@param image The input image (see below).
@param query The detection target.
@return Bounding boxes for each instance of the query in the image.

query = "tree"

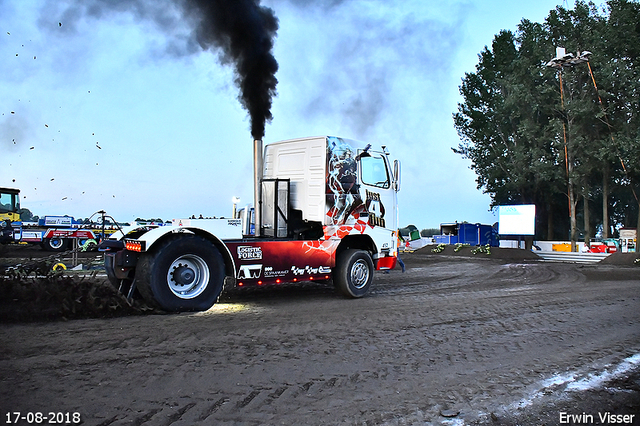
[420,228,440,237]
[18,208,36,222]
[454,0,640,243]
[605,0,640,231]
[545,1,610,249]
[453,24,563,240]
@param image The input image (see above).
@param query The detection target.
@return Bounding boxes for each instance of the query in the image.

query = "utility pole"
[546,47,592,252]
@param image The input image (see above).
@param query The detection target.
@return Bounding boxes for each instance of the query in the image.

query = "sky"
[1,0,574,229]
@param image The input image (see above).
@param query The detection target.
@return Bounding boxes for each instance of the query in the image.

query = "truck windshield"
[360,155,390,189]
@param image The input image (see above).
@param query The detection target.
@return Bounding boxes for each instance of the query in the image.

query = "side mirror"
[393,160,401,192]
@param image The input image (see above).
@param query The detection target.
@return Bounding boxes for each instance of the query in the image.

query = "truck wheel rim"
[350,259,370,289]
[167,254,210,299]
[49,238,64,249]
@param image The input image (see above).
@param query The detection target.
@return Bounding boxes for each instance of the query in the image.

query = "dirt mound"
[1,244,636,323]
[407,245,640,266]
[405,245,541,261]
[0,274,150,322]
[599,251,640,266]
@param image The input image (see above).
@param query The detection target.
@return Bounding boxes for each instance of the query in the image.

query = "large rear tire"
[334,249,374,298]
[136,235,224,312]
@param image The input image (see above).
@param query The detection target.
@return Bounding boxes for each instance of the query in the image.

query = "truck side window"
[360,155,390,188]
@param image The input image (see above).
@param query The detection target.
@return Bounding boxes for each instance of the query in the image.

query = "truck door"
[359,153,397,232]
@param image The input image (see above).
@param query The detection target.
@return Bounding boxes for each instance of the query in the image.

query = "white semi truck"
[102,136,401,311]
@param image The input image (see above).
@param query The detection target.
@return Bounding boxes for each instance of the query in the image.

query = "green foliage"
[454,243,470,252]
[454,0,640,238]
[471,244,492,255]
[135,217,165,224]
[431,243,446,253]
[420,228,440,237]
[18,208,35,222]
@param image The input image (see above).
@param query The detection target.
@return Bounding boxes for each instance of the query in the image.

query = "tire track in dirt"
[1,258,638,425]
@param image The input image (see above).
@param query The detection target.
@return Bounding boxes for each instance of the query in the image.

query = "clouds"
[37,0,279,140]
[38,0,186,42]
[270,1,470,139]
[263,1,492,226]
[1,0,565,227]
[0,113,27,152]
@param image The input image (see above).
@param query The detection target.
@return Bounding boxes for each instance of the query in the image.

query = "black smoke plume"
[183,0,279,140]
[50,0,279,140]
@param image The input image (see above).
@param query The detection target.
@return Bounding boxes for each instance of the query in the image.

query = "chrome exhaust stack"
[253,139,263,237]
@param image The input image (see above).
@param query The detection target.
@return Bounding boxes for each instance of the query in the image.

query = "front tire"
[334,249,374,298]
[136,235,224,312]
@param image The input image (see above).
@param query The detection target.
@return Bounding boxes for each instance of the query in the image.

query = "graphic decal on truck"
[230,240,337,284]
[237,245,263,260]
[238,264,263,279]
[325,137,388,232]
[264,266,289,278]
[326,137,365,226]
[365,190,385,227]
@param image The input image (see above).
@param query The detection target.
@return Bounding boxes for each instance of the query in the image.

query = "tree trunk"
[637,199,640,235]
[547,205,554,240]
[565,115,578,252]
[602,167,609,239]
[583,186,591,247]
[569,183,578,252]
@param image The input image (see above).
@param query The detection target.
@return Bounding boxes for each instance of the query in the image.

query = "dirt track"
[1,248,639,425]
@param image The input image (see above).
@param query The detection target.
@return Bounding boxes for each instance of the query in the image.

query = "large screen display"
[498,204,536,235]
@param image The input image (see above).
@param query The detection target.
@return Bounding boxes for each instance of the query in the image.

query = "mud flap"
[376,256,397,270]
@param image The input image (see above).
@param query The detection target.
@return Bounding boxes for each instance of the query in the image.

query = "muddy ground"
[1,246,639,425]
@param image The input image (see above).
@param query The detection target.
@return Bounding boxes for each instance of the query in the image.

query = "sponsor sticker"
[237,246,263,260]
[237,264,262,279]
[44,216,73,226]
[264,266,289,278]
[291,265,331,276]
